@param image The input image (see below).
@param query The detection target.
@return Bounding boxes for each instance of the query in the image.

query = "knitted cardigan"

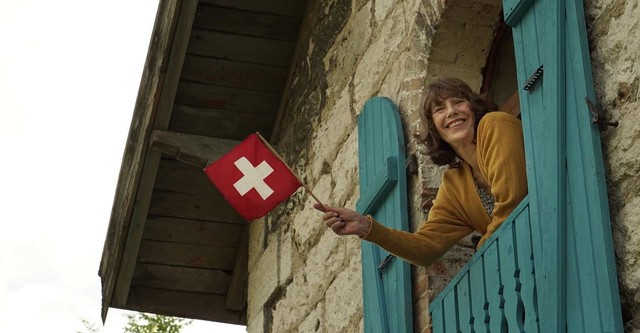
[363,111,528,267]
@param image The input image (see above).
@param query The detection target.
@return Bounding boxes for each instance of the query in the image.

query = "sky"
[0,1,245,332]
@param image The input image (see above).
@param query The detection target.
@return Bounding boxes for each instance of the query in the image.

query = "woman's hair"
[416,77,498,168]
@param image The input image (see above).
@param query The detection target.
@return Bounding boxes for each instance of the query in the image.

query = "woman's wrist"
[358,215,374,238]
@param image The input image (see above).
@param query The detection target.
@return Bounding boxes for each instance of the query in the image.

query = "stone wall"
[246,0,640,332]
[586,0,640,330]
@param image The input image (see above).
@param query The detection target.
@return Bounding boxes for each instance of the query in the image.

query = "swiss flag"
[204,133,301,220]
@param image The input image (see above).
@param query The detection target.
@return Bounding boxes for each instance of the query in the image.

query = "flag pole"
[256,132,326,209]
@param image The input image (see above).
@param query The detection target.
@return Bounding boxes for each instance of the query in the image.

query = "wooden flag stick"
[256,132,326,209]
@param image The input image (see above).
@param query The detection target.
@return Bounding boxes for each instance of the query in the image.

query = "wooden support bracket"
[226,225,249,311]
[150,130,240,168]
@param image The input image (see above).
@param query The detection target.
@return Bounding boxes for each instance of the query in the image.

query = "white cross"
[233,157,274,200]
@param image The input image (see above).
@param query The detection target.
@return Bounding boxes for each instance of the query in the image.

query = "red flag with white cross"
[204,133,302,220]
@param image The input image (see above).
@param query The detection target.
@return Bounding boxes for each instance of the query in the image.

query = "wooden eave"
[99,0,307,325]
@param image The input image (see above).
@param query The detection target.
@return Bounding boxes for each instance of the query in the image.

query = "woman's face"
[431,97,475,147]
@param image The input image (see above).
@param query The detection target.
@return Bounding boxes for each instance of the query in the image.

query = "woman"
[313,78,528,267]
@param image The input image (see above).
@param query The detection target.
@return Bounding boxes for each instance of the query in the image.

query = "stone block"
[324,3,372,99]
[247,238,279,319]
[324,265,363,333]
[375,0,396,24]
[331,130,359,206]
[270,271,312,332]
[309,83,356,182]
[246,308,264,333]
[299,303,324,333]
[292,177,332,254]
[304,230,346,305]
[354,4,408,104]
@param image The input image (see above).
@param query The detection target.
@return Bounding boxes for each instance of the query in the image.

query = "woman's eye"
[433,108,443,114]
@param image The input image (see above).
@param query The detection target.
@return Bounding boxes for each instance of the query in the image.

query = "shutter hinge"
[586,97,618,131]
[523,65,544,93]
[378,254,396,271]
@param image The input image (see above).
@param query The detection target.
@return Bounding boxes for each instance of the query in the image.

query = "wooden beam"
[187,29,295,68]
[168,105,275,140]
[144,216,245,247]
[125,286,246,325]
[226,226,249,311]
[132,263,232,294]
[194,5,301,42]
[111,0,199,310]
[150,130,240,167]
[181,55,288,93]
[174,81,282,114]
[501,90,521,117]
[198,0,306,18]
[148,190,244,223]
[138,240,237,270]
[154,159,218,196]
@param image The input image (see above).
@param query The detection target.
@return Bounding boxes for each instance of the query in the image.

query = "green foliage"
[76,319,100,333]
[123,313,192,333]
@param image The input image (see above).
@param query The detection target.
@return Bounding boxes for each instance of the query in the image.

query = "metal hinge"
[523,65,544,93]
[586,97,618,131]
[378,254,396,271]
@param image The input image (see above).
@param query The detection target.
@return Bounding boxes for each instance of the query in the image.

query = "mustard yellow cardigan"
[363,112,528,267]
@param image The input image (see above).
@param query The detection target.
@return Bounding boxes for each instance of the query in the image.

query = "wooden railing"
[429,197,540,332]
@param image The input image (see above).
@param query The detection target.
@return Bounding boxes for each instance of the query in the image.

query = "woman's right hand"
[313,203,372,237]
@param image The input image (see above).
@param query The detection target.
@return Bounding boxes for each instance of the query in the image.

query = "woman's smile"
[432,97,476,147]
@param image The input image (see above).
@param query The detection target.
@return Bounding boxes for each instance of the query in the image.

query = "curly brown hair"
[416,78,498,168]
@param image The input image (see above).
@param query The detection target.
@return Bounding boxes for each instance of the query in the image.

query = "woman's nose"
[445,103,457,116]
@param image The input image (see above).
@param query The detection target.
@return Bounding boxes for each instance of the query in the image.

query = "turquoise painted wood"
[429,1,624,327]
[356,97,412,333]
[563,0,622,330]
[430,199,538,333]
[508,0,566,330]
[506,0,623,331]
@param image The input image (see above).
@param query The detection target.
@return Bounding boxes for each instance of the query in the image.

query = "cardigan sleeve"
[363,173,474,267]
[475,112,528,248]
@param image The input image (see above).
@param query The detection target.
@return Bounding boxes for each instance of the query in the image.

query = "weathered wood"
[103,0,197,316]
[514,208,539,332]
[169,104,275,140]
[181,55,288,93]
[469,260,489,333]
[484,243,506,332]
[455,275,472,333]
[132,263,232,294]
[148,190,244,224]
[138,240,237,270]
[154,159,218,196]
[174,81,281,114]
[150,130,240,167]
[126,286,245,324]
[198,0,306,18]
[144,216,244,247]
[194,5,301,41]
[498,224,524,332]
[226,226,248,310]
[443,291,459,333]
[501,91,521,117]
[187,29,295,68]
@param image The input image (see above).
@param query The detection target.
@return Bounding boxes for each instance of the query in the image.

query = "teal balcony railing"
[429,197,540,332]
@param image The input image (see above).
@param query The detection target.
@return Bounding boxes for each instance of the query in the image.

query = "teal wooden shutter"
[505,0,623,331]
[356,97,413,333]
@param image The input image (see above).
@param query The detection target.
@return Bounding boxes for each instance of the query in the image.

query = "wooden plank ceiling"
[99,0,307,326]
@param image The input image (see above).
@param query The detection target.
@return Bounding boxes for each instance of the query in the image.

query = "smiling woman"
[315,77,528,265]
